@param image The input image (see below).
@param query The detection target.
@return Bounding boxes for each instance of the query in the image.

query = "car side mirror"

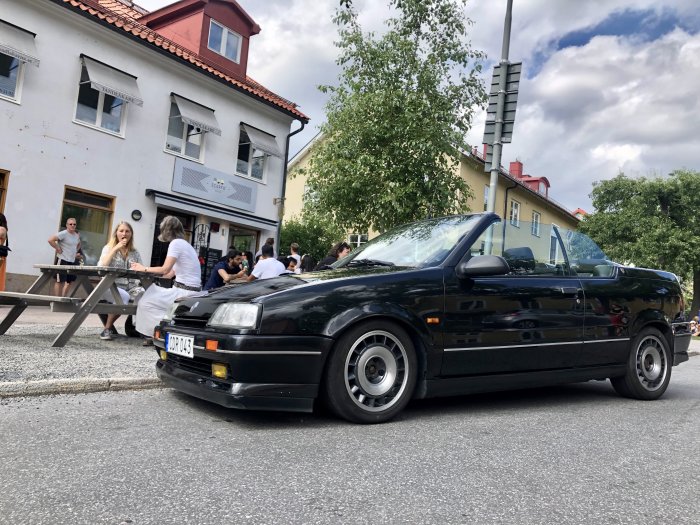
[456,255,510,279]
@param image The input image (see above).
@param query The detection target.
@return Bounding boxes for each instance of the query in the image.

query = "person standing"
[254,237,275,261]
[289,243,301,274]
[97,221,143,340]
[0,213,8,291]
[48,217,82,296]
[130,216,202,345]
[247,243,285,281]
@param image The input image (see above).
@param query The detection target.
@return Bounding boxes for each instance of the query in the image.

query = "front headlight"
[207,303,261,329]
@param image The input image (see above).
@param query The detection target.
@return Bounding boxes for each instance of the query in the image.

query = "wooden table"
[0,264,165,347]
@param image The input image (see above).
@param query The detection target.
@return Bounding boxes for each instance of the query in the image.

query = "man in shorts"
[48,217,82,296]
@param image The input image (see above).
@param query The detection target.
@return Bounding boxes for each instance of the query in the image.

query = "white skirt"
[135,284,198,337]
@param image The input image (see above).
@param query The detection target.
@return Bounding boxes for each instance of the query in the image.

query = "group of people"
[36,215,355,344]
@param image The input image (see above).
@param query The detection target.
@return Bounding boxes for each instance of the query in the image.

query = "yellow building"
[284,134,580,245]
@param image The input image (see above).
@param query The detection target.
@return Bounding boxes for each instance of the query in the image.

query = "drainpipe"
[275,119,306,252]
[501,177,519,244]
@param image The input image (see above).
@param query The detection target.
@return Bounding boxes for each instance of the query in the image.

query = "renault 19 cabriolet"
[152,213,690,423]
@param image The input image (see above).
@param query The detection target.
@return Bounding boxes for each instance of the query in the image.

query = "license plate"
[166,333,194,358]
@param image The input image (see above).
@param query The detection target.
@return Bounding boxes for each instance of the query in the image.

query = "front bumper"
[672,322,691,365]
[154,328,334,413]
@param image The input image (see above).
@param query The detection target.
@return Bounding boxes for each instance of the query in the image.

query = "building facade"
[0,0,307,291]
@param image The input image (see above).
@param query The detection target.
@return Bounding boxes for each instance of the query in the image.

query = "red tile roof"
[55,0,309,121]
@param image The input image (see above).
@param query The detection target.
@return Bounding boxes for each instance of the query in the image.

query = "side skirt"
[420,365,627,399]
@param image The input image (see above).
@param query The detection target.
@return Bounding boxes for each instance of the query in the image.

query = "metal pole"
[484,0,513,253]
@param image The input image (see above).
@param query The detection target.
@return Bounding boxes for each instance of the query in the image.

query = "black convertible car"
[153,213,690,423]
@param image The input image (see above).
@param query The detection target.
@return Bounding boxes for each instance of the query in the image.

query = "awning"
[172,94,221,136]
[0,20,40,67]
[241,123,283,158]
[81,56,143,106]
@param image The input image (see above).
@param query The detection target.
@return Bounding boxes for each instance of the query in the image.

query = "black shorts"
[58,259,78,283]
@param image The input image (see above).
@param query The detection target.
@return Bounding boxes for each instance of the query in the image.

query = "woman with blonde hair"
[97,221,143,340]
[130,216,201,345]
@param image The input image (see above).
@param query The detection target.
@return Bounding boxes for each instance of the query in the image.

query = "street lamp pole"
[485,0,513,216]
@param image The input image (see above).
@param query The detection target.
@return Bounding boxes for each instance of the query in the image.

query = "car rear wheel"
[611,327,672,400]
[324,321,417,424]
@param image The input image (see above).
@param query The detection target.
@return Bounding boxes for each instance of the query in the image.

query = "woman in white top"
[97,221,143,340]
[130,216,202,344]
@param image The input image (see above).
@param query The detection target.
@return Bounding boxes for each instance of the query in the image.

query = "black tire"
[611,327,672,400]
[323,321,417,424]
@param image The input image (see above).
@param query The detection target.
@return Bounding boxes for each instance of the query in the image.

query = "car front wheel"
[324,321,417,424]
[611,327,672,400]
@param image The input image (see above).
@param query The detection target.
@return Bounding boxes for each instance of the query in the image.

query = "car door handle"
[560,287,581,295]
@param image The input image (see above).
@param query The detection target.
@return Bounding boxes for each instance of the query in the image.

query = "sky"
[135,0,700,213]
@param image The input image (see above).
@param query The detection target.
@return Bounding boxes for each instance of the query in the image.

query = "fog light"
[159,350,167,361]
[205,339,219,351]
[212,362,227,379]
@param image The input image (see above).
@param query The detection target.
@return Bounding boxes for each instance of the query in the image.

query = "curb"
[0,377,165,398]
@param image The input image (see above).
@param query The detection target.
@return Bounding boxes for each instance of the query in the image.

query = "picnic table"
[0,264,167,347]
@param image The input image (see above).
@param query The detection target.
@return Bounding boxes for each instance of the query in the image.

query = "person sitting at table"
[204,249,245,290]
[97,221,143,341]
[130,216,202,345]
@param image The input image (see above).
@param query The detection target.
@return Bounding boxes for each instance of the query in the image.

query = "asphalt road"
[1,358,699,525]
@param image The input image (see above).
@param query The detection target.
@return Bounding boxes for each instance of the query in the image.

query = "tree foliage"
[306,0,487,233]
[278,215,345,263]
[579,170,700,314]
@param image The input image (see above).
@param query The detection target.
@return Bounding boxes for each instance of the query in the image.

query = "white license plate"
[166,333,194,358]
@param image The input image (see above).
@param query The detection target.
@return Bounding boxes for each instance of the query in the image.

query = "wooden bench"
[0,292,83,306]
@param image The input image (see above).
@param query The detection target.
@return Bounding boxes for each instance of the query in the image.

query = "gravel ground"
[0,306,160,397]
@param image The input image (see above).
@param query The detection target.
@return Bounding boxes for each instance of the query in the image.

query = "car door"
[441,220,585,376]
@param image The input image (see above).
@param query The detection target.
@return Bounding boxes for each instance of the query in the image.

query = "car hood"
[169,266,410,322]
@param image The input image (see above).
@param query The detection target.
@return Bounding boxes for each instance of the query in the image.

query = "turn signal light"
[205,339,219,351]
[154,329,161,340]
[212,363,227,379]
[426,317,440,325]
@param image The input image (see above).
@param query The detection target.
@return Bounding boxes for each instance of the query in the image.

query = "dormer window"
[208,20,242,63]
[538,181,547,195]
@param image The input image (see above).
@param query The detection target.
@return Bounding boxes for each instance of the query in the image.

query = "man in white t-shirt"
[248,244,285,281]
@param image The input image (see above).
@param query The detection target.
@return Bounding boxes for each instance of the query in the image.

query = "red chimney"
[509,160,523,178]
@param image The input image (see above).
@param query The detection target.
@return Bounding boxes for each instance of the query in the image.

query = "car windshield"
[336,215,482,269]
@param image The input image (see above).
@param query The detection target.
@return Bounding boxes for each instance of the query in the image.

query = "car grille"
[170,316,208,328]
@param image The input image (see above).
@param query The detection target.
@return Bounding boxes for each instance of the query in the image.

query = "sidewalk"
[0,306,162,398]
[0,306,698,399]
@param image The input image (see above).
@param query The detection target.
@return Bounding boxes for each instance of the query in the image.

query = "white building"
[0,0,308,291]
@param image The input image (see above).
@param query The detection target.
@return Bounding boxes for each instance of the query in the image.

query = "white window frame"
[531,211,541,237]
[509,200,520,227]
[0,52,25,104]
[73,64,127,137]
[348,233,369,248]
[207,20,242,63]
[236,130,268,183]
[165,102,206,163]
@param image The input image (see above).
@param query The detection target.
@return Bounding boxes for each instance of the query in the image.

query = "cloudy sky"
[136,0,700,212]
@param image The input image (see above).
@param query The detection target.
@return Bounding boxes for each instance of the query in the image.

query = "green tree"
[579,170,700,315]
[305,0,487,233]
[279,215,345,263]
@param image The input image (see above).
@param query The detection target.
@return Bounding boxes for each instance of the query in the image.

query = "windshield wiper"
[347,259,395,267]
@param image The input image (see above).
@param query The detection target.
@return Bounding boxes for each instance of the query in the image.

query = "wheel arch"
[320,307,431,400]
[631,311,674,350]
